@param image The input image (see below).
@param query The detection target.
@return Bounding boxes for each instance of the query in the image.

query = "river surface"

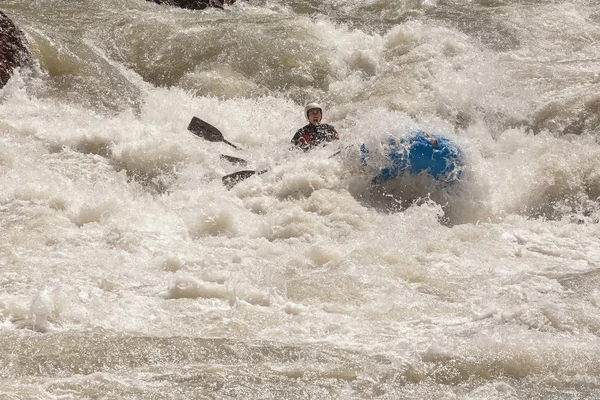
[1,1,600,398]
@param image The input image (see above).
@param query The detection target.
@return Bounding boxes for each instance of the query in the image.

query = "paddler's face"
[307,108,322,124]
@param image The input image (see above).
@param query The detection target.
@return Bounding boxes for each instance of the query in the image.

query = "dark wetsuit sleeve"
[291,127,306,146]
[291,125,315,151]
[325,125,339,141]
[291,124,339,151]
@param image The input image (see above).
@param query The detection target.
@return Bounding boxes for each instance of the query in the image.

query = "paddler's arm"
[423,132,439,147]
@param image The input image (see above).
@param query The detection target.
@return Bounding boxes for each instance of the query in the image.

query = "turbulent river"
[1,0,600,398]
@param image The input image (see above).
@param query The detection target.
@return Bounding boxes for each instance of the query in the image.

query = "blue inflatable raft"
[361,131,465,183]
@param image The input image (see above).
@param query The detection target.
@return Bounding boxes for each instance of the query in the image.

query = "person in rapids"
[291,102,339,151]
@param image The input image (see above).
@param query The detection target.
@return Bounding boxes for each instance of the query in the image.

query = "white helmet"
[304,102,322,121]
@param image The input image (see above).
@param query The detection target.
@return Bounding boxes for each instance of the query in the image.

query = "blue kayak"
[361,131,465,183]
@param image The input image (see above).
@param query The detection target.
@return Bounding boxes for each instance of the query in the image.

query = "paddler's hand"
[424,132,439,147]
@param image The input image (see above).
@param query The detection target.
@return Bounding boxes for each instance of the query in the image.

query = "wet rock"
[147,0,237,10]
[0,10,31,88]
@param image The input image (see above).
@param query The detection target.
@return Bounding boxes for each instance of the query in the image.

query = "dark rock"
[147,0,237,10]
[0,10,31,88]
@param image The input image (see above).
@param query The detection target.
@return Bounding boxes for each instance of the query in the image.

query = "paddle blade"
[187,116,224,142]
[222,169,267,190]
[220,154,247,166]
[222,170,257,189]
[187,116,240,150]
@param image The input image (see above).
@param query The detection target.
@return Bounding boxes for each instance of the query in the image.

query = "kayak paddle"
[222,169,268,190]
[187,116,247,166]
[221,145,352,189]
[187,116,239,149]
[220,154,247,165]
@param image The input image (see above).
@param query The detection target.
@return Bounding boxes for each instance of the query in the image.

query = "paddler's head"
[304,102,322,125]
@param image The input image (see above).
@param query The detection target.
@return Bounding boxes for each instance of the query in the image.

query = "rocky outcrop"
[147,0,237,10]
[0,10,31,88]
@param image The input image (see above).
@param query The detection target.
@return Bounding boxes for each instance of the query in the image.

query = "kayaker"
[291,102,339,151]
